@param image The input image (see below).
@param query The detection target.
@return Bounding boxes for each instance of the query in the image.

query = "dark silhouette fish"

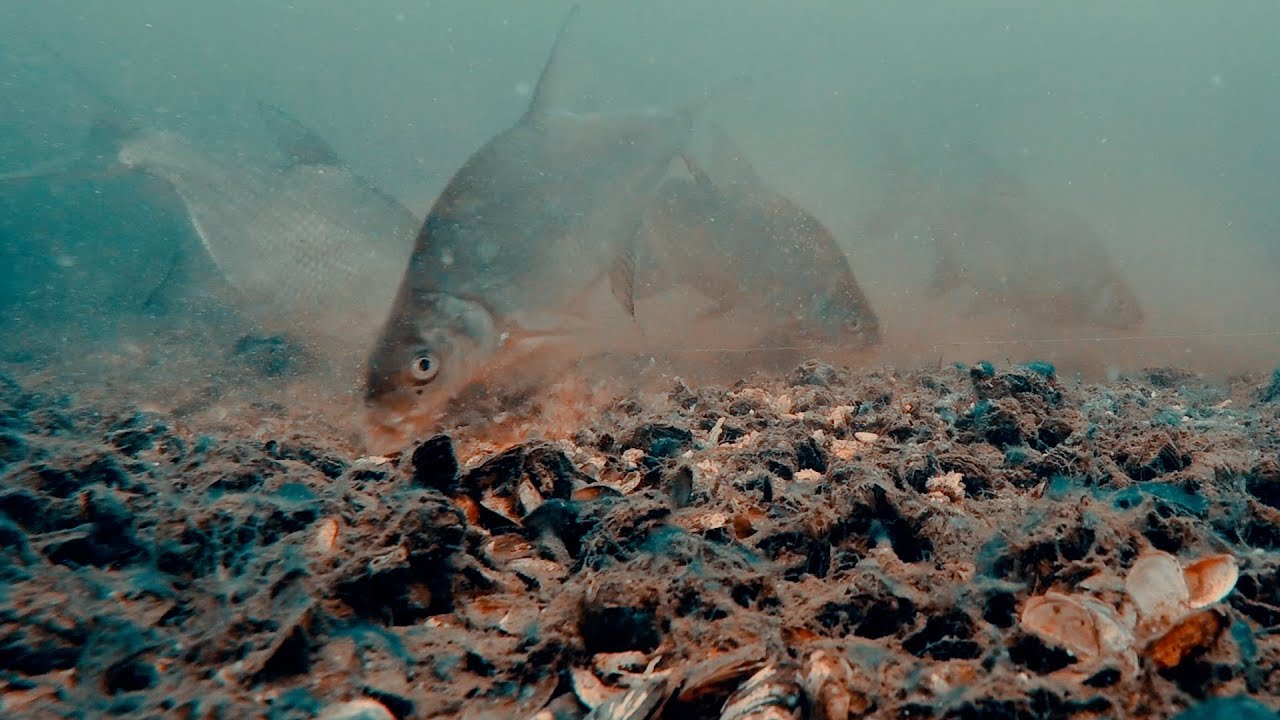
[364,6,696,449]
[866,143,1144,331]
[635,128,882,350]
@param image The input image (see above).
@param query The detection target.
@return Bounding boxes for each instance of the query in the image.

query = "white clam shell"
[1125,550,1189,627]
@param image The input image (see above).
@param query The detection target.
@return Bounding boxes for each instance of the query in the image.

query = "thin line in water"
[618,329,1280,355]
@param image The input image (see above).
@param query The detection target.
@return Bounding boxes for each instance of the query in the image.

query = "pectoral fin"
[609,247,638,319]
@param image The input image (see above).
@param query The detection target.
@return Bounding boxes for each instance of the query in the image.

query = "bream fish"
[114,104,420,367]
[864,143,1144,330]
[2,44,421,369]
[364,6,695,449]
[635,127,882,350]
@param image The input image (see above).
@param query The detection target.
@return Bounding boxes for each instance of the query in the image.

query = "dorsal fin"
[525,4,581,120]
[255,100,344,168]
[680,153,716,193]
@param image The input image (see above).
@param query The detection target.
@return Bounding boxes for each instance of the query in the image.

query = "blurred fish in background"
[635,126,882,356]
[0,43,205,355]
[1,43,421,380]
[863,141,1145,332]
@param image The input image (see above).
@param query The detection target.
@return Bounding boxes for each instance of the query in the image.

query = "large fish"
[108,103,420,370]
[0,45,192,328]
[3,44,422,370]
[364,6,695,449]
[865,143,1144,330]
[634,128,882,350]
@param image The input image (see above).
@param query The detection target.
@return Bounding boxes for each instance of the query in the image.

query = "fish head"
[839,293,883,348]
[363,292,499,450]
[1085,276,1145,330]
[813,276,883,350]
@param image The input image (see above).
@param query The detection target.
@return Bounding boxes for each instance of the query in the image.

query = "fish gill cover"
[2,2,1280,718]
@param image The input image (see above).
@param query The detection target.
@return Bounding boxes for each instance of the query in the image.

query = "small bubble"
[515,81,531,97]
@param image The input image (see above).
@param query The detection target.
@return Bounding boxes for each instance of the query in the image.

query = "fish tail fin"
[254,99,344,168]
[525,4,581,119]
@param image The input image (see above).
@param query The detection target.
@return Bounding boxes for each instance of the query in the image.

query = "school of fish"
[0,6,1147,453]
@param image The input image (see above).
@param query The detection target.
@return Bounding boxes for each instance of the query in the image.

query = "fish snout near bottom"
[361,391,450,455]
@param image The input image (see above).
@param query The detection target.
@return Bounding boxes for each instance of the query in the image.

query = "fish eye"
[409,354,439,382]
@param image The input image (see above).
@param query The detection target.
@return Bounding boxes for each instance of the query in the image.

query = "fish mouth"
[363,384,453,450]
[362,397,446,455]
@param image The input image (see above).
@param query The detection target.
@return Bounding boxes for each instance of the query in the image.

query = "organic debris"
[1,361,1278,718]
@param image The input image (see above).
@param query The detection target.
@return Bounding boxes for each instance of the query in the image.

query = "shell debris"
[802,650,860,720]
[1020,548,1240,674]
[924,471,965,502]
[719,664,803,720]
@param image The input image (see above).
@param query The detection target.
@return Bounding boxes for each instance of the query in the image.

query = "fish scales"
[635,128,881,349]
[364,5,696,450]
[119,129,419,347]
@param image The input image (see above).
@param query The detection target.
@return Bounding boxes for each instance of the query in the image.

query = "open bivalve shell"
[1020,592,1134,663]
[1182,553,1239,609]
[1020,549,1239,674]
[1125,550,1191,632]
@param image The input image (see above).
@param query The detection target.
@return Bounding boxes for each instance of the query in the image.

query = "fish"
[364,5,697,450]
[864,142,1144,330]
[0,44,191,328]
[111,103,420,368]
[3,43,423,371]
[634,127,882,350]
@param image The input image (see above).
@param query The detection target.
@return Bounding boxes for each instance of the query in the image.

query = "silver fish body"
[636,129,881,350]
[364,6,693,449]
[117,128,420,364]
